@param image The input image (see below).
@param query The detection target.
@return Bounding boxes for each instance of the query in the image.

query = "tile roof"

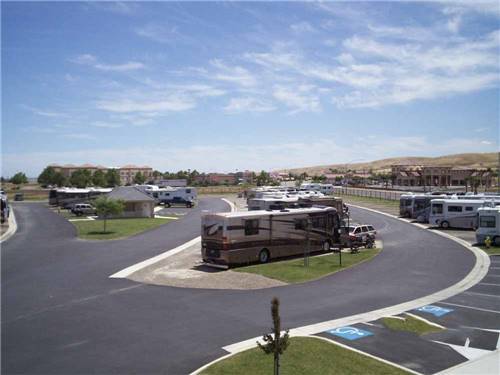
[107,186,155,202]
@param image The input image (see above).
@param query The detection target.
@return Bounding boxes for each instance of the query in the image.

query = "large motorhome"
[48,187,112,208]
[429,199,500,229]
[201,206,343,267]
[399,193,451,222]
[247,196,300,211]
[476,207,500,246]
[300,183,334,195]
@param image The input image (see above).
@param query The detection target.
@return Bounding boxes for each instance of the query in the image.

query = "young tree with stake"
[94,196,124,234]
[258,297,290,375]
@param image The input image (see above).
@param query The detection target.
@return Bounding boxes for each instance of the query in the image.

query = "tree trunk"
[274,354,279,375]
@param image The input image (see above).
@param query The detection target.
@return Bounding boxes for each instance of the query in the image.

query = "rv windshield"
[202,220,223,239]
[479,216,496,228]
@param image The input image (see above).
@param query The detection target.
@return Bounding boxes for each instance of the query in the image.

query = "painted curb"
[0,207,18,244]
[191,204,490,373]
[110,197,235,279]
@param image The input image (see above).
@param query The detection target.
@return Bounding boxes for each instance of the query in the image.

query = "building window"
[244,219,259,235]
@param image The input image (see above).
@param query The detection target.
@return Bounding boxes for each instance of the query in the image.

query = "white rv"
[429,199,500,229]
[201,206,343,267]
[476,207,500,246]
[145,186,197,207]
[247,196,300,211]
[300,183,334,195]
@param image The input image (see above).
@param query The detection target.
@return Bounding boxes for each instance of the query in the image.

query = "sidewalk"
[437,349,499,375]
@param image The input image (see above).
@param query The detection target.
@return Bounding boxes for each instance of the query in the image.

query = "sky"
[2,1,499,177]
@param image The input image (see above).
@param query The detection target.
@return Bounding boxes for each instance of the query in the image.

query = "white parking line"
[464,291,500,299]
[438,302,500,314]
[479,282,500,287]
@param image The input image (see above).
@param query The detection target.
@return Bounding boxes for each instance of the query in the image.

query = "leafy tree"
[106,169,121,187]
[258,297,290,375]
[133,171,146,184]
[53,172,66,187]
[38,166,56,187]
[10,172,28,185]
[256,170,271,186]
[94,196,124,233]
[92,170,107,187]
[70,169,92,188]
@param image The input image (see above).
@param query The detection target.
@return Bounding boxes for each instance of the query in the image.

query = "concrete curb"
[110,197,235,279]
[0,207,18,244]
[191,204,490,373]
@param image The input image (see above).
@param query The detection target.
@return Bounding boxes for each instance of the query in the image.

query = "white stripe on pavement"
[438,302,500,314]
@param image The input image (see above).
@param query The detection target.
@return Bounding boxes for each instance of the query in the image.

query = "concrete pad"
[127,241,285,290]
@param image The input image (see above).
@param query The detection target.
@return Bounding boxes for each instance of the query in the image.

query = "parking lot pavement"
[314,257,500,374]
[317,322,467,374]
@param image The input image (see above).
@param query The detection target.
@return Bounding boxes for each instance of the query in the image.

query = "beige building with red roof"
[49,164,153,185]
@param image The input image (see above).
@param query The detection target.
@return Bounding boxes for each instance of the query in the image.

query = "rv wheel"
[258,249,270,263]
[494,236,500,247]
[440,221,450,229]
[322,241,331,251]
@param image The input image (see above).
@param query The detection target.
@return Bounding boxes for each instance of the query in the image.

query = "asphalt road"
[2,202,476,374]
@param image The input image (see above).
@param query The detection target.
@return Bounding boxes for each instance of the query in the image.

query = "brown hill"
[278,152,499,176]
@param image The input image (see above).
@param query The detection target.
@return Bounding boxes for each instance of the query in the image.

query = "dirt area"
[128,241,286,289]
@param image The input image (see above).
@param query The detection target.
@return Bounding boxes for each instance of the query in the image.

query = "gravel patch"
[128,242,286,290]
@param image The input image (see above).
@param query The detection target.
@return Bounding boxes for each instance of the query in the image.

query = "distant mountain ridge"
[278,152,499,176]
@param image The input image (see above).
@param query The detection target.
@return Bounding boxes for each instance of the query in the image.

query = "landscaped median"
[234,248,380,283]
[72,218,173,240]
[200,336,409,375]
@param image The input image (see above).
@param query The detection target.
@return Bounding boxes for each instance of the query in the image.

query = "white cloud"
[290,21,316,34]
[210,59,257,87]
[92,121,123,129]
[94,62,145,72]
[273,85,321,114]
[224,97,275,113]
[96,96,195,113]
[61,133,97,141]
[135,23,180,43]
[70,54,145,71]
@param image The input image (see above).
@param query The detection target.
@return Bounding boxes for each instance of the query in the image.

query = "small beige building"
[107,186,155,218]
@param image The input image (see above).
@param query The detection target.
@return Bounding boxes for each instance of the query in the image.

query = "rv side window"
[448,206,462,212]
[295,218,307,230]
[465,207,473,211]
[244,219,259,235]
[312,216,326,229]
[432,204,443,214]
[479,216,496,228]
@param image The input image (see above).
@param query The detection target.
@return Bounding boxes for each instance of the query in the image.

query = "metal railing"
[334,187,403,201]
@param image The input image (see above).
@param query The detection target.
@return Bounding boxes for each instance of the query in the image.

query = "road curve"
[2,203,475,374]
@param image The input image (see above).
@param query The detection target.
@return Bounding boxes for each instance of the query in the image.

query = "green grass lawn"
[479,246,500,256]
[234,249,380,283]
[72,218,173,240]
[201,336,409,375]
[382,315,444,336]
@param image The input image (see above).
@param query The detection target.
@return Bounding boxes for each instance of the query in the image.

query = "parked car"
[163,197,194,208]
[71,203,96,216]
[341,224,377,249]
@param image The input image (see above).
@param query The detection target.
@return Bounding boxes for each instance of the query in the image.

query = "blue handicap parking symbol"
[327,326,373,341]
[416,305,453,317]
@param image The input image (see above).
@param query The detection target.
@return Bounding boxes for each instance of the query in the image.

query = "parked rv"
[145,186,197,207]
[429,199,500,229]
[399,193,450,222]
[49,188,112,208]
[247,196,300,211]
[476,207,500,246]
[201,206,343,267]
